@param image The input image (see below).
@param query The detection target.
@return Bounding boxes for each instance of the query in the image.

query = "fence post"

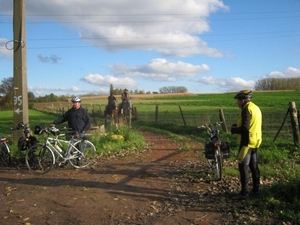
[273,108,289,142]
[289,102,300,145]
[219,109,228,132]
[155,105,158,122]
[134,107,138,120]
[178,105,186,126]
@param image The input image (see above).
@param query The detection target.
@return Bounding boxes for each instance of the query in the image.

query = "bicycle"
[198,121,230,181]
[12,122,38,152]
[25,126,96,174]
[0,133,11,167]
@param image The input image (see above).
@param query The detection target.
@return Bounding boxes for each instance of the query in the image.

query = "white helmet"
[71,96,81,102]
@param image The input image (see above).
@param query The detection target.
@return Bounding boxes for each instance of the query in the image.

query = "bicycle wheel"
[215,150,223,181]
[68,140,96,168]
[0,142,11,167]
[26,144,55,174]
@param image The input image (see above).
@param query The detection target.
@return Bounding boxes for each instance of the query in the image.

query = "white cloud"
[196,76,255,92]
[0,38,13,60]
[28,85,102,97]
[81,74,137,89]
[6,0,229,57]
[264,67,300,78]
[110,58,211,81]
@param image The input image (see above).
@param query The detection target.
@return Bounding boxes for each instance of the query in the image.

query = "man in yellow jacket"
[231,90,262,199]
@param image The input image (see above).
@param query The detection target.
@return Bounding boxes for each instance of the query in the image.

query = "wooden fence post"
[178,105,186,126]
[219,109,228,132]
[289,102,300,145]
[273,108,289,142]
[134,107,138,120]
[155,105,158,122]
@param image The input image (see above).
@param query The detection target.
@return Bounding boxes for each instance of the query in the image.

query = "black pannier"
[221,140,230,159]
[18,136,38,151]
[205,141,230,159]
[204,142,215,159]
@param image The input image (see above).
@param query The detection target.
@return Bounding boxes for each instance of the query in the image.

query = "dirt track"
[0,131,250,225]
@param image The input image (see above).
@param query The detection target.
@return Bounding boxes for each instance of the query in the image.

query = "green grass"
[0,109,146,160]
[1,90,300,223]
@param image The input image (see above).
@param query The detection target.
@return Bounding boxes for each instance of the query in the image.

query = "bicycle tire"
[68,140,96,168]
[25,144,55,174]
[0,142,11,167]
[215,150,222,181]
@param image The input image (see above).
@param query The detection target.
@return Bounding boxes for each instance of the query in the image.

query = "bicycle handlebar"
[197,121,223,130]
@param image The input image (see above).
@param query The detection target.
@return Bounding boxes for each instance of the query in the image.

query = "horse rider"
[104,92,117,116]
[120,88,130,113]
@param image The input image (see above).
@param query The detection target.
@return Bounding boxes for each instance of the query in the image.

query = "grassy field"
[1,90,300,223]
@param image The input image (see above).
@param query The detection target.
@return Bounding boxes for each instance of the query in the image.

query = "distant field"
[31,90,300,142]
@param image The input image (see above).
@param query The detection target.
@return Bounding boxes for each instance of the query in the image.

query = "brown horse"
[104,101,118,128]
[118,100,132,127]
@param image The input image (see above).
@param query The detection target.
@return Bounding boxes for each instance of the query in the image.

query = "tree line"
[0,78,189,109]
[3,76,299,108]
[255,77,300,91]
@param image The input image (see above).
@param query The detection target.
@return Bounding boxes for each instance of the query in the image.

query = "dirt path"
[0,131,241,225]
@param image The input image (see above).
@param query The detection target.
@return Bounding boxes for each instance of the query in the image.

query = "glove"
[79,131,86,139]
[237,146,250,163]
[231,124,237,134]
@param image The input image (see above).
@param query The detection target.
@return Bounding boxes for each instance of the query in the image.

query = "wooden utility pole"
[13,0,28,141]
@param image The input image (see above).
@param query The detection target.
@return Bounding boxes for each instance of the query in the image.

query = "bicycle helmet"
[234,90,252,100]
[71,96,81,102]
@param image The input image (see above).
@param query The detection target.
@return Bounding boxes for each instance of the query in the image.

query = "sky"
[0,0,300,97]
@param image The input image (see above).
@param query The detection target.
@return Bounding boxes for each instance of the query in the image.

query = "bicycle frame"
[25,127,96,173]
[44,134,86,163]
[198,122,224,181]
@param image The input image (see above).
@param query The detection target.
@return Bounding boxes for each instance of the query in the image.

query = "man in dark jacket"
[51,96,91,136]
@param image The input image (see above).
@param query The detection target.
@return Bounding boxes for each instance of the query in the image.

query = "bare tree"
[0,77,14,96]
[255,77,300,91]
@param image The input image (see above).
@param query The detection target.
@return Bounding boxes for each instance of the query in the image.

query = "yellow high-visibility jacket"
[234,101,262,148]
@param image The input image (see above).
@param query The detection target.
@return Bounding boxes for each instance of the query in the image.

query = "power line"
[1,10,300,16]
[25,33,300,50]
[1,15,299,24]
[24,30,300,42]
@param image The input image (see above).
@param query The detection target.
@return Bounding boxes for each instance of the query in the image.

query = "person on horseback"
[119,88,130,113]
[108,92,117,105]
[104,92,117,117]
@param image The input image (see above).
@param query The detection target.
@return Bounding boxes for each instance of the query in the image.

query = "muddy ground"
[0,131,274,225]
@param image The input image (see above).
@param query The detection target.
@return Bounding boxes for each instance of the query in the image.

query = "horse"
[104,100,118,129]
[119,99,132,126]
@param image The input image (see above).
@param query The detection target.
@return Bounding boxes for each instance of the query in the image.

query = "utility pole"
[13,0,28,141]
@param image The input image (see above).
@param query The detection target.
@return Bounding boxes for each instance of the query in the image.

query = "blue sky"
[0,0,300,97]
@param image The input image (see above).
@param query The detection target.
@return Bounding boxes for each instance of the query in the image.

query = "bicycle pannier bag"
[221,141,230,158]
[18,137,28,151]
[204,141,215,159]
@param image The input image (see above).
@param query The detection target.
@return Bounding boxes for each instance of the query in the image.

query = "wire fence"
[34,102,298,142]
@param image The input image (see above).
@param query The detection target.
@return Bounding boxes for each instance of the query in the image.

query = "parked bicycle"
[198,121,230,181]
[25,126,96,174]
[0,133,11,166]
[12,122,38,152]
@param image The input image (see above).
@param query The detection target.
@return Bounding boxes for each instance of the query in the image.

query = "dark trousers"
[238,147,260,194]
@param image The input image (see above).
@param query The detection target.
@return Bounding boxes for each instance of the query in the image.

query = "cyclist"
[231,90,262,200]
[51,96,91,137]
